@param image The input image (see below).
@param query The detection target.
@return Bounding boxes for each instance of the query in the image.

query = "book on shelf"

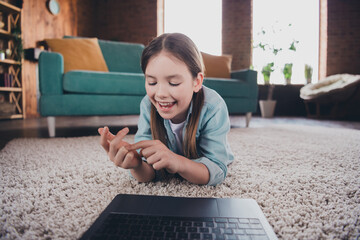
[0,73,15,88]
[0,73,3,87]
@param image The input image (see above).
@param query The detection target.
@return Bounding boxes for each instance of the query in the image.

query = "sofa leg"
[245,112,252,128]
[47,116,56,138]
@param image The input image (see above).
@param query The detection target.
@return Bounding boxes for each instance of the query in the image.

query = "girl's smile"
[157,101,176,110]
[145,51,203,124]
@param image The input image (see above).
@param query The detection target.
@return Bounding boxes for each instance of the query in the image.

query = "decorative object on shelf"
[282,63,293,85]
[0,101,16,116]
[47,0,60,15]
[0,11,4,29]
[305,64,313,84]
[5,48,11,58]
[0,50,4,60]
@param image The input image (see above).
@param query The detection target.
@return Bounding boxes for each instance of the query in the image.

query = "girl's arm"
[128,140,210,185]
[98,126,155,183]
[130,157,156,183]
[175,155,210,185]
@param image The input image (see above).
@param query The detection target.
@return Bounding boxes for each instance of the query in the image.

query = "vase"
[259,100,277,118]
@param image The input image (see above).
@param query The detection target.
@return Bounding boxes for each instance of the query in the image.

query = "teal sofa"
[38,39,258,137]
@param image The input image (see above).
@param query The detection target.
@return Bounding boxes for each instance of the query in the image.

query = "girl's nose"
[155,84,168,99]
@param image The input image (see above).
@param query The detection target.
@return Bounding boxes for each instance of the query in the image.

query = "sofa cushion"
[45,38,109,73]
[204,77,250,98]
[63,71,146,96]
[201,52,232,78]
[98,39,144,73]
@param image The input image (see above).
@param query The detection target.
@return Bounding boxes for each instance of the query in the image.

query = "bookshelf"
[0,0,23,119]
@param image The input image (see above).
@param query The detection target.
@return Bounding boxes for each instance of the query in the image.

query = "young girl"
[98,33,234,186]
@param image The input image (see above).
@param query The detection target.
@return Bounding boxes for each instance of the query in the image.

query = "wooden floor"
[0,115,359,150]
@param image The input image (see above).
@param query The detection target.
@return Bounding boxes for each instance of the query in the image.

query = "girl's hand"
[128,140,182,174]
[98,127,141,169]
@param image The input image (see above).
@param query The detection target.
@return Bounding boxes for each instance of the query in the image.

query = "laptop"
[80,194,278,240]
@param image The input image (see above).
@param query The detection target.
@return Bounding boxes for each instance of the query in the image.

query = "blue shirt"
[134,86,234,186]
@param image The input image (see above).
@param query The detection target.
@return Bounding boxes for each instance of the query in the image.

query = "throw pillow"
[201,52,232,78]
[45,38,109,73]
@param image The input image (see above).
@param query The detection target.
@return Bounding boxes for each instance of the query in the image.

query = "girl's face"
[145,51,203,124]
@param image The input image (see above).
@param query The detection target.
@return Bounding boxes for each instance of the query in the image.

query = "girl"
[99,33,234,186]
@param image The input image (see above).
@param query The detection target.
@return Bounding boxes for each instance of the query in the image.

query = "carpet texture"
[0,125,359,239]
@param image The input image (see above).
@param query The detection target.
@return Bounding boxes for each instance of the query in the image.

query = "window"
[253,0,319,84]
[164,0,222,55]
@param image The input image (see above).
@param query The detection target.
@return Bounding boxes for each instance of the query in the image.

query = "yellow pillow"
[45,38,109,73]
[201,52,232,78]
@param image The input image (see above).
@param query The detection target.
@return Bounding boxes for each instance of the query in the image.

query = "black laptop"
[80,194,278,240]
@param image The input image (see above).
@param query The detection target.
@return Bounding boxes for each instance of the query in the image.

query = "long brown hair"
[141,33,204,159]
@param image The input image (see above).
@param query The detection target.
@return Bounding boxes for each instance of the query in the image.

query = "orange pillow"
[201,52,232,78]
[45,38,109,73]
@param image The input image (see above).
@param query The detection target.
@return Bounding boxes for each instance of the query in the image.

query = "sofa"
[38,38,258,137]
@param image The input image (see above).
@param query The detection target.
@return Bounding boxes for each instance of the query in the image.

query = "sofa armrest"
[231,69,257,83]
[231,69,258,98]
[39,52,64,95]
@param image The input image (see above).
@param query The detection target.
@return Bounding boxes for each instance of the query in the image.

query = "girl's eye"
[147,82,157,86]
[169,82,180,86]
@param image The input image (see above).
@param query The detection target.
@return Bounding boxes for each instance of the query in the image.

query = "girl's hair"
[141,33,205,159]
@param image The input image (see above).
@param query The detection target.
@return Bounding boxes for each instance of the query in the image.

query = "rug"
[0,124,359,239]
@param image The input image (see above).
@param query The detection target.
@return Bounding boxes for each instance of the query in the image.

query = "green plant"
[261,62,274,84]
[253,23,298,86]
[282,63,293,84]
[305,64,313,84]
[11,26,23,61]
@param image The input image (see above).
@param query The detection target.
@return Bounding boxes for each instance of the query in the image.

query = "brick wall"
[222,0,252,70]
[326,0,360,76]
[77,0,253,70]
[78,0,158,46]
[78,1,360,77]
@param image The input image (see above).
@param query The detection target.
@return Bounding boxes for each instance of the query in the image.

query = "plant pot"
[259,100,277,118]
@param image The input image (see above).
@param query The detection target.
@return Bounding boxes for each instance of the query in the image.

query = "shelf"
[0,28,11,37]
[0,1,23,120]
[0,59,21,65]
[0,1,21,13]
[0,114,22,119]
[0,87,22,92]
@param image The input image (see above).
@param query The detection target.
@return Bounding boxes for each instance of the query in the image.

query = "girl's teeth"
[159,102,174,108]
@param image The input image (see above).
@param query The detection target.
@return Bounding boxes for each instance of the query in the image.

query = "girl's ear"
[193,72,204,93]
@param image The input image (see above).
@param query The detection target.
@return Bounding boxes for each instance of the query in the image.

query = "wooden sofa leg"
[245,112,252,128]
[47,116,56,138]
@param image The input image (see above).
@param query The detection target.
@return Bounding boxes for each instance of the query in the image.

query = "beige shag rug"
[1,125,359,239]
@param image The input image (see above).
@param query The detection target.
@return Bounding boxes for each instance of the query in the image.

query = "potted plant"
[261,62,274,85]
[305,64,313,84]
[259,62,276,118]
[282,63,293,84]
[254,24,298,118]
